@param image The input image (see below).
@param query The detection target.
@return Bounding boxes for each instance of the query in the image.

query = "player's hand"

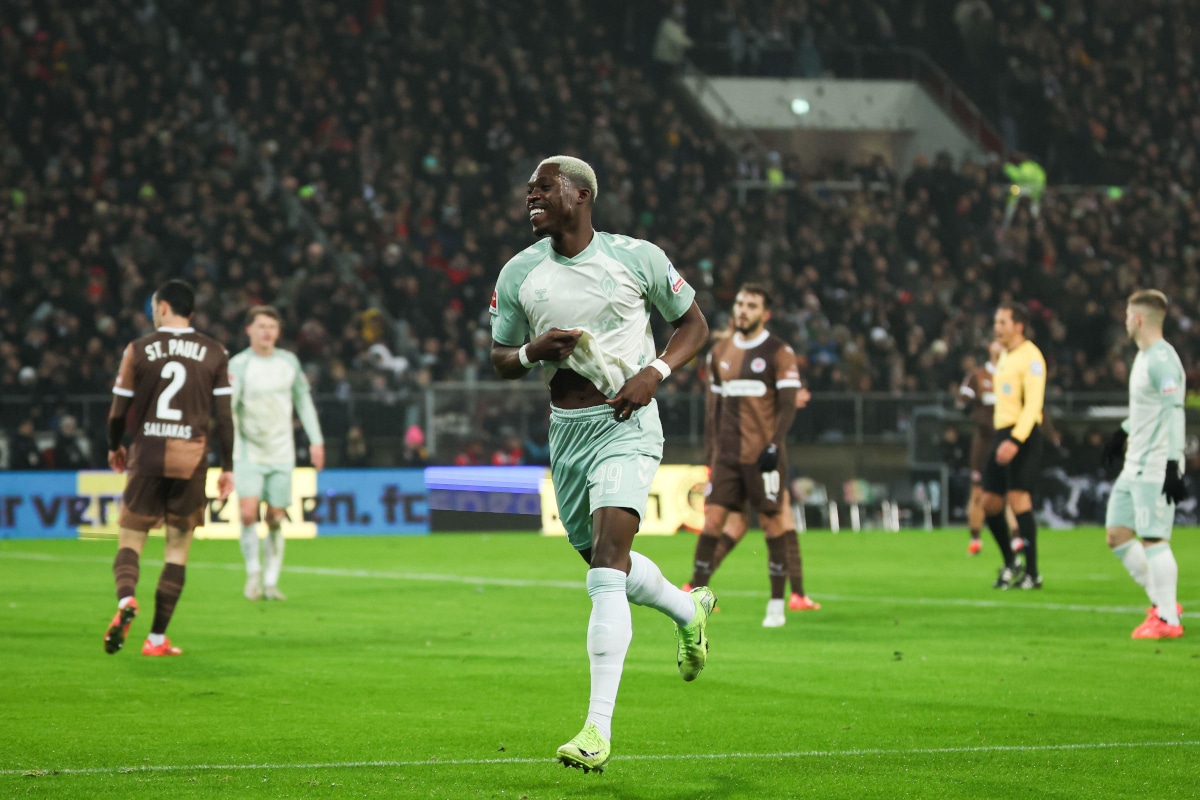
[756,443,779,473]
[1163,460,1188,504]
[217,471,235,501]
[605,367,660,422]
[995,439,1019,465]
[310,443,326,471]
[108,446,127,474]
[795,387,812,409]
[1101,428,1128,467]
[528,328,583,362]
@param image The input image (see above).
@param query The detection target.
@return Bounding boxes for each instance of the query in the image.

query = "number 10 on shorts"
[762,470,780,501]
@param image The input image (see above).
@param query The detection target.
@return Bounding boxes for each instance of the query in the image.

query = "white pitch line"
[0,551,1192,617]
[4,740,1198,777]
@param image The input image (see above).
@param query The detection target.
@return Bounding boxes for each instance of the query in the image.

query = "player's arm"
[956,372,976,411]
[703,350,721,466]
[291,356,326,469]
[491,329,586,379]
[1153,358,1188,501]
[758,348,801,472]
[107,344,136,472]
[1010,352,1046,444]
[606,301,708,419]
[212,352,235,499]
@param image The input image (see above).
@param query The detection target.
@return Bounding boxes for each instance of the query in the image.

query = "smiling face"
[526,164,587,237]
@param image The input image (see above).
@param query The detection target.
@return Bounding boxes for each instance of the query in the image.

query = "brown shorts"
[119,470,208,532]
[707,459,788,516]
[969,427,993,483]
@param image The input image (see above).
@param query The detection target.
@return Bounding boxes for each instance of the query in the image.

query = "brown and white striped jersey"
[113,326,232,479]
[706,330,802,465]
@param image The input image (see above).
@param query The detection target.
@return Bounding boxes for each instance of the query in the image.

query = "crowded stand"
[1,0,1198,471]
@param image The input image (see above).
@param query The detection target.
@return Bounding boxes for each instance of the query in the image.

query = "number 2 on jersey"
[157,361,187,421]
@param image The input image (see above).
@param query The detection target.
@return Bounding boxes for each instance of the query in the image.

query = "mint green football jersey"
[229,348,324,466]
[489,231,695,396]
[1121,338,1185,479]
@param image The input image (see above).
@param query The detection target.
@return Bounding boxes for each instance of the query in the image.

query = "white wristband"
[649,358,671,381]
[518,344,535,369]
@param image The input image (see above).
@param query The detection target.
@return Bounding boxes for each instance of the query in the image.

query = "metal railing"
[6,387,1186,469]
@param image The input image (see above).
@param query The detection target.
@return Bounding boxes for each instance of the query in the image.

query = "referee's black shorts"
[982,424,1043,495]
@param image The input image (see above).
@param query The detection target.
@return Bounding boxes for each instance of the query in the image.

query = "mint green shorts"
[1105,474,1175,540]
[234,460,293,509]
[548,399,664,552]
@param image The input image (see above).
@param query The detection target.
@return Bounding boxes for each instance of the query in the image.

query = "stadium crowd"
[2,0,1198,469]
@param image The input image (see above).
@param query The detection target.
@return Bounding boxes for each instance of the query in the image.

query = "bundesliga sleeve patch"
[667,262,685,293]
[489,290,498,315]
[1161,377,1179,394]
[1030,361,1044,376]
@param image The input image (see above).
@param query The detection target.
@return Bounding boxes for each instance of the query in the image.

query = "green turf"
[1,528,1197,799]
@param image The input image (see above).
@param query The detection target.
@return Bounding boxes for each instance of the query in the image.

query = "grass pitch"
[1,527,1197,799]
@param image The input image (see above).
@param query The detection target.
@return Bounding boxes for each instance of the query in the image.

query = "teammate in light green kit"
[229,306,325,601]
[1102,290,1187,639]
[491,156,712,773]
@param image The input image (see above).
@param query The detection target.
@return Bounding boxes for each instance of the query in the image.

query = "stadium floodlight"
[790,98,811,115]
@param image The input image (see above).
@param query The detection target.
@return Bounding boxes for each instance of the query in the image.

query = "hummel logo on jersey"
[534,288,549,303]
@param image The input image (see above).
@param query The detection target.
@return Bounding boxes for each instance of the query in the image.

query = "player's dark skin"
[492,162,708,572]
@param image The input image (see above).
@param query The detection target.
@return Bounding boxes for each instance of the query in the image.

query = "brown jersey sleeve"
[774,343,802,390]
[958,369,979,410]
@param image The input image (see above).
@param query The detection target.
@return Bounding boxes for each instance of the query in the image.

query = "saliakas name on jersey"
[144,339,208,362]
[143,422,193,439]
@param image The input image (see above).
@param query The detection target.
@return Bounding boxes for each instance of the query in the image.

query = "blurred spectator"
[399,425,429,468]
[490,433,524,466]
[8,418,44,470]
[52,415,92,470]
[343,424,372,468]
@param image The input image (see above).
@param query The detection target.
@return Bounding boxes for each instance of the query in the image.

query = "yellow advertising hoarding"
[75,468,318,540]
[540,464,707,537]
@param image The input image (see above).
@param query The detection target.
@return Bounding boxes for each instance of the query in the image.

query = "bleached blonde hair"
[538,155,598,201]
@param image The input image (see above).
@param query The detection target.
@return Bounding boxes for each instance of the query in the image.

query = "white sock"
[1111,540,1151,602]
[240,523,261,573]
[625,551,695,626]
[1145,543,1180,625]
[264,526,285,587]
[584,568,632,742]
[118,595,136,610]
[147,633,165,646]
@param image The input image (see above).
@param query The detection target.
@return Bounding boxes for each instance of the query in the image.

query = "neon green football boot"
[675,585,717,681]
[556,722,611,773]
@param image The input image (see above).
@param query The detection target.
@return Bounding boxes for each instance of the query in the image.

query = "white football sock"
[1145,543,1180,625]
[625,551,695,626]
[263,526,285,587]
[240,523,261,573]
[584,568,632,742]
[1111,539,1151,601]
[147,633,165,646]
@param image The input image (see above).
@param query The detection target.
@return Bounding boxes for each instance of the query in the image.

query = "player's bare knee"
[982,494,1004,516]
[265,506,287,526]
[1105,527,1134,549]
[1007,491,1032,513]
